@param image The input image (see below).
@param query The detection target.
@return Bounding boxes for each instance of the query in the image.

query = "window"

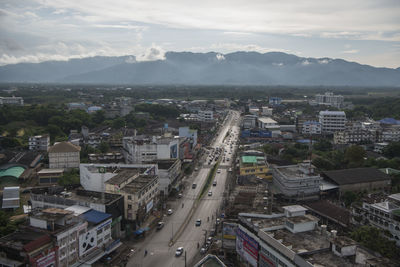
[128,195,132,200]
[128,204,132,209]
[97,229,103,235]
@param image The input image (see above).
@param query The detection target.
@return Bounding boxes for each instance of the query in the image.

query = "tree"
[58,169,80,186]
[342,191,358,207]
[383,142,400,158]
[345,145,366,167]
[98,142,110,154]
[112,117,126,129]
[313,139,332,152]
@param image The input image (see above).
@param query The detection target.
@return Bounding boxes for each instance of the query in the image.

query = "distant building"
[302,121,322,135]
[37,168,64,185]
[261,106,273,116]
[197,110,214,122]
[0,96,24,106]
[314,92,344,108]
[319,111,346,134]
[1,186,20,209]
[269,97,282,105]
[67,102,87,111]
[29,134,50,151]
[242,115,258,129]
[249,107,260,115]
[49,141,81,169]
[272,163,321,200]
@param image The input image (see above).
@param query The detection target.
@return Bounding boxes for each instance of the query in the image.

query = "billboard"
[223,222,237,240]
[146,200,153,213]
[236,227,259,267]
[33,248,56,267]
[79,228,97,256]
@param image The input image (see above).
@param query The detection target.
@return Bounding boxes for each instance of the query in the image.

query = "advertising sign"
[236,227,259,267]
[96,219,112,231]
[146,200,153,213]
[34,249,56,267]
[79,228,97,256]
[223,223,237,240]
[170,144,178,158]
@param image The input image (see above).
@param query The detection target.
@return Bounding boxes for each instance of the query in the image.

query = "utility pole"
[184,251,187,267]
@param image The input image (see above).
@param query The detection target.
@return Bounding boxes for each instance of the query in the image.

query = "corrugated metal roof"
[81,209,111,224]
[2,186,20,209]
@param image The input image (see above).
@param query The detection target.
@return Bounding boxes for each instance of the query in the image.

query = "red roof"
[23,235,52,252]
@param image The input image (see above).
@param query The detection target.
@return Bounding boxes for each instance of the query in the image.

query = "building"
[28,208,87,266]
[151,159,182,196]
[272,163,321,200]
[48,142,81,169]
[322,168,391,194]
[122,135,180,164]
[302,121,322,135]
[105,171,159,227]
[249,107,260,115]
[352,193,400,246]
[28,134,50,151]
[0,229,56,267]
[242,115,258,129]
[314,92,344,108]
[333,122,379,145]
[37,168,64,185]
[198,110,214,122]
[235,205,386,267]
[261,107,273,116]
[239,151,271,180]
[257,117,279,130]
[0,96,24,106]
[179,126,198,148]
[319,111,346,134]
[67,102,86,111]
[269,97,282,105]
[30,187,124,238]
[381,124,400,142]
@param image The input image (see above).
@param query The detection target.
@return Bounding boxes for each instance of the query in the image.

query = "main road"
[127,110,241,267]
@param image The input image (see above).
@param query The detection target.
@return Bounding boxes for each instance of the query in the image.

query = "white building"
[315,92,344,108]
[302,121,322,135]
[122,135,180,164]
[272,163,321,200]
[0,96,24,106]
[381,125,400,142]
[261,107,273,116]
[29,134,50,151]
[48,141,81,169]
[249,107,260,115]
[319,111,346,133]
[197,110,214,121]
[257,117,279,131]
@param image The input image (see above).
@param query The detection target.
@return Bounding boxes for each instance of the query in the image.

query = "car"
[200,247,207,254]
[207,237,213,243]
[195,167,199,171]
[175,247,184,257]
[177,193,183,198]
[216,218,221,225]
[167,209,173,215]
[156,222,165,230]
[192,183,197,189]
[213,180,217,186]
[217,169,221,173]
[195,219,202,226]
[208,191,212,196]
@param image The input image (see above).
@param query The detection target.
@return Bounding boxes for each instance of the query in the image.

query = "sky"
[0,0,399,68]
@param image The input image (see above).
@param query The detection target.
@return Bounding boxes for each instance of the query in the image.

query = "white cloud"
[341,49,359,54]
[136,45,165,62]
[273,62,284,67]
[216,53,225,61]
[301,60,312,66]
[318,59,331,64]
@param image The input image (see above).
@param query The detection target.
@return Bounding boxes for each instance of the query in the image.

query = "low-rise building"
[179,126,198,148]
[302,121,322,135]
[48,142,81,169]
[0,96,24,106]
[151,159,182,196]
[239,151,271,181]
[198,110,214,122]
[28,134,50,151]
[269,97,282,105]
[272,163,321,200]
[322,168,391,194]
[261,107,273,116]
[242,115,258,129]
[37,168,64,185]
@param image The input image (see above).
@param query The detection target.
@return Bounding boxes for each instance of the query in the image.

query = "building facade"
[302,121,322,135]
[48,142,81,169]
[29,134,50,151]
[319,111,346,134]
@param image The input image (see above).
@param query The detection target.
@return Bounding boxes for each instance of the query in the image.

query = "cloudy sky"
[0,0,399,68]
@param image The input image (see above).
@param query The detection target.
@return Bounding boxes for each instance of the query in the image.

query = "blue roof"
[81,209,111,224]
[379,118,400,125]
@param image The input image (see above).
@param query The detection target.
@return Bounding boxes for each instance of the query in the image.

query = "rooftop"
[48,141,81,153]
[80,209,111,225]
[123,175,157,194]
[258,117,278,124]
[274,164,319,179]
[241,155,265,165]
[322,168,391,185]
[305,200,350,227]
[105,169,140,185]
[0,229,51,252]
[37,168,64,174]
[319,110,346,116]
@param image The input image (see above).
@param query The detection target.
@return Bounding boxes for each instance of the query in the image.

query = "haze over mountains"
[0,51,399,86]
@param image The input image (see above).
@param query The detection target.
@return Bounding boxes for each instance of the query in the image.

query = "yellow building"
[239,155,272,180]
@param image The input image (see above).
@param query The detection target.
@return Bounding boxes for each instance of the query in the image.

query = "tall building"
[315,92,344,108]
[319,111,346,133]
[197,110,214,122]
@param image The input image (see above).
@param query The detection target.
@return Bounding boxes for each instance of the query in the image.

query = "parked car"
[213,180,217,186]
[208,191,212,196]
[196,219,202,226]
[167,209,173,215]
[177,193,183,198]
[175,247,184,257]
[192,183,197,189]
[156,222,165,230]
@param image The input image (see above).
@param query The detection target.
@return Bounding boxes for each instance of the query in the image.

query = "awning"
[134,227,150,235]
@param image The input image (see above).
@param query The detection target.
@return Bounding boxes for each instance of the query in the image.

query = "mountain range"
[0,51,399,86]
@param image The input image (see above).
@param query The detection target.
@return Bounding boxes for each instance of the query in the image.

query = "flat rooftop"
[123,175,157,194]
[106,169,139,185]
[274,164,319,179]
[302,250,357,267]
[264,228,330,254]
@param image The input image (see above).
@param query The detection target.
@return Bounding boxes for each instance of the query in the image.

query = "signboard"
[34,249,56,267]
[146,200,153,213]
[170,144,178,158]
[236,227,259,267]
[259,252,276,267]
[223,222,237,240]
[79,228,97,256]
[96,219,112,231]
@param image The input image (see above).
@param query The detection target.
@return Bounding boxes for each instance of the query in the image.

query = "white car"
[175,247,184,257]
[167,209,173,215]
[208,191,212,196]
